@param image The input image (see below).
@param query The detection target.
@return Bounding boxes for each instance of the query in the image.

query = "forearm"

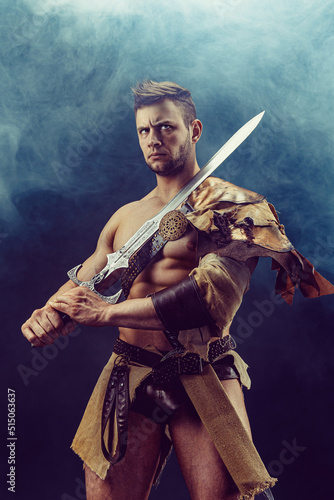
[48,288,165,330]
[106,297,164,331]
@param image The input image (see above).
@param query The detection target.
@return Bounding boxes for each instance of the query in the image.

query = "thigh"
[169,378,252,500]
[85,410,164,500]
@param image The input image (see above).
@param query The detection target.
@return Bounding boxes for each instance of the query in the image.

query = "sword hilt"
[60,311,72,325]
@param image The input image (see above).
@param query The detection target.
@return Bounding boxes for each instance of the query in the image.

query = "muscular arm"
[48,253,253,335]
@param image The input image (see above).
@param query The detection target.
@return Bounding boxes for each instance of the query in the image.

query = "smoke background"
[1,0,333,498]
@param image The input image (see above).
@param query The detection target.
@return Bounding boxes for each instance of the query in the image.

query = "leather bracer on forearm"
[152,275,215,332]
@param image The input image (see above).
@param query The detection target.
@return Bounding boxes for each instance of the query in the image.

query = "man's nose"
[148,130,162,147]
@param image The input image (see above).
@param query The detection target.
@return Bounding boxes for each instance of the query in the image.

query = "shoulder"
[187,176,264,209]
[98,190,159,245]
[97,200,143,247]
[112,200,144,219]
[115,187,159,216]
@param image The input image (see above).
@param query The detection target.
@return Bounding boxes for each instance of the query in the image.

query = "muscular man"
[21,81,333,500]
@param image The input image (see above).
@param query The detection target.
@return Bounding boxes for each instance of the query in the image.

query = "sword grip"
[59,311,72,325]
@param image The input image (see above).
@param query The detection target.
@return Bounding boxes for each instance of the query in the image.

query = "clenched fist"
[21,304,77,347]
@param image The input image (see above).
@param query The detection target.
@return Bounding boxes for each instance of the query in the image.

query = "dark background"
[1,1,334,499]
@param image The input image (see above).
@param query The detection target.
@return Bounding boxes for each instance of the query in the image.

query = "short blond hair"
[132,80,196,125]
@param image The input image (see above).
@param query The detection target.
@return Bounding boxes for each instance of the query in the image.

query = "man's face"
[135,99,194,177]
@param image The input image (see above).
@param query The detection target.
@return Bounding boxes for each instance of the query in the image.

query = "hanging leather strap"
[101,356,129,464]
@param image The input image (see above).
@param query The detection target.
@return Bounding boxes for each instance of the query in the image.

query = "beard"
[146,132,192,177]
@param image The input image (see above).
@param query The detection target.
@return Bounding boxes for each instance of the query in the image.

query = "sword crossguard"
[67,265,122,304]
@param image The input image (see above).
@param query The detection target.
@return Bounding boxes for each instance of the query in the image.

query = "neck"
[154,161,201,204]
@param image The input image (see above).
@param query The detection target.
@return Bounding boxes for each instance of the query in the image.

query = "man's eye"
[139,129,149,135]
[161,125,172,130]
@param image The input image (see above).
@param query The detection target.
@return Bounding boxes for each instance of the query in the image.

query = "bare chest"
[113,201,197,257]
[132,226,198,292]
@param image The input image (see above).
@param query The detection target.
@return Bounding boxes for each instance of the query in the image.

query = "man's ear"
[191,119,203,144]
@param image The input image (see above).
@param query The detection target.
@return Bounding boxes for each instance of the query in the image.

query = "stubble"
[146,131,192,177]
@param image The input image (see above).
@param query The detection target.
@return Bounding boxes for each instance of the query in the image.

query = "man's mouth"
[149,152,166,159]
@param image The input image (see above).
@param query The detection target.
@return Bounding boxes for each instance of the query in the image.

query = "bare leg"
[169,379,254,500]
[85,410,163,500]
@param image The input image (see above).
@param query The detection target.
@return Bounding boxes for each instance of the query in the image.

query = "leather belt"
[113,335,236,366]
[113,338,162,366]
[101,336,236,464]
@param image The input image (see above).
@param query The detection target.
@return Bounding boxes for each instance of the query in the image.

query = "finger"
[48,301,79,332]
[48,299,69,315]
[34,311,63,342]
[21,323,48,348]
[46,307,71,337]
[32,319,56,345]
[26,311,59,345]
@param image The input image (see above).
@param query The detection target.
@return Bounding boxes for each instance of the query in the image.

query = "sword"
[67,111,265,305]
